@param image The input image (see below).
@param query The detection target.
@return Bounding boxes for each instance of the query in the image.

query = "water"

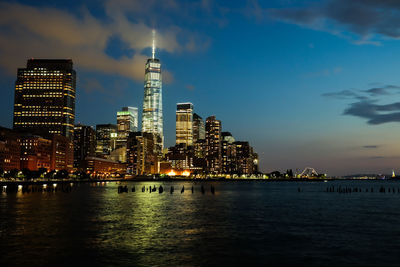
[1,180,400,266]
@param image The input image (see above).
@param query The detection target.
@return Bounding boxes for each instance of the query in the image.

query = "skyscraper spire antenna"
[152,29,156,59]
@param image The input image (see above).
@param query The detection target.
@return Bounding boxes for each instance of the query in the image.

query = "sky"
[1,0,400,176]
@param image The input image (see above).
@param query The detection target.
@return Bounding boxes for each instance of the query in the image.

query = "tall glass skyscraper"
[142,31,163,150]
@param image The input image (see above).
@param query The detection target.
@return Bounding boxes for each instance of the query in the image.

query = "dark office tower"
[126,132,158,175]
[176,103,193,146]
[73,124,96,170]
[13,59,76,140]
[192,113,205,143]
[221,132,236,174]
[95,124,117,157]
[205,116,222,174]
[234,141,258,175]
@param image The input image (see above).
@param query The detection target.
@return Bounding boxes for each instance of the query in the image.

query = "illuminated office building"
[142,30,163,151]
[205,115,222,174]
[13,59,76,140]
[20,133,73,171]
[95,124,117,157]
[20,135,52,171]
[176,103,193,146]
[117,107,138,140]
[113,107,138,163]
[193,113,205,142]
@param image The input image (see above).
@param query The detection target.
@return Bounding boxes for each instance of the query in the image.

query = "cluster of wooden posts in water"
[118,185,215,195]
[1,183,74,194]
[296,185,400,194]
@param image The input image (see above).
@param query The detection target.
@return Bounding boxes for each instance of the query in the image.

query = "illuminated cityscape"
[0,48,260,178]
[2,2,400,266]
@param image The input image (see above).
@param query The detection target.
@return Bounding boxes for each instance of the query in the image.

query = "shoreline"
[0,177,396,186]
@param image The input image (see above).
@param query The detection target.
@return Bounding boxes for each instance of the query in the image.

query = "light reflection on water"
[2,180,400,266]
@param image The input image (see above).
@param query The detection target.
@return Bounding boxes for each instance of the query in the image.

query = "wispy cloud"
[0,0,211,82]
[264,0,400,44]
[302,66,342,79]
[344,100,400,125]
[362,85,400,96]
[363,145,379,149]
[324,84,400,125]
[322,89,367,100]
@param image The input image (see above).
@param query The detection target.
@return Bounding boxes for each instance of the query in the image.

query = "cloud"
[302,66,342,79]
[367,156,385,159]
[322,89,360,99]
[82,79,106,94]
[343,100,400,125]
[265,0,400,44]
[324,85,400,100]
[363,145,379,149]
[324,84,400,125]
[362,85,400,96]
[0,1,210,82]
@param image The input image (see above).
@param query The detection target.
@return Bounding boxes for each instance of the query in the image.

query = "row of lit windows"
[20,86,63,89]
[16,105,66,109]
[21,80,64,83]
[14,114,64,117]
[22,80,64,82]
[15,122,62,125]
[21,73,64,76]
[22,95,63,98]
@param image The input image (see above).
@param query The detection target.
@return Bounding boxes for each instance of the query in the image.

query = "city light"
[168,170,176,176]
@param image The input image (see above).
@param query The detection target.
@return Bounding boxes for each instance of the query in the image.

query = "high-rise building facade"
[126,132,158,175]
[205,115,222,174]
[114,107,138,163]
[176,103,193,146]
[73,124,96,170]
[95,124,117,157]
[235,141,258,175]
[117,107,138,140]
[193,113,205,142]
[221,132,236,174]
[142,32,163,151]
[13,59,76,140]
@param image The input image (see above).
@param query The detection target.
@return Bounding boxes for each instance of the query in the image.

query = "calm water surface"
[1,180,400,266]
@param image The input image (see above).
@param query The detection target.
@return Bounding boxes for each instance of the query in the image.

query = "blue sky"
[1,0,400,175]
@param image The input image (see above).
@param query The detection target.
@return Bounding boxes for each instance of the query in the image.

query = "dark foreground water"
[1,180,400,266]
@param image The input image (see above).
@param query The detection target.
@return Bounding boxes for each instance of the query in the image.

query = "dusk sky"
[1,0,400,175]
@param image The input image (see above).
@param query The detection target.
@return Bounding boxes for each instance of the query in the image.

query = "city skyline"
[1,0,400,175]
